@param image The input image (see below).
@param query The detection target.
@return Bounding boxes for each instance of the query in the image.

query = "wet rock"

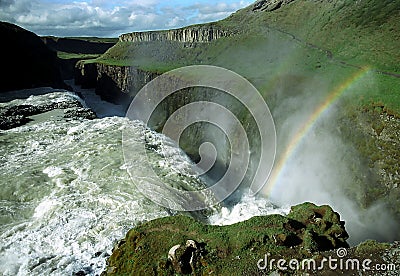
[287,202,349,250]
[0,114,31,130]
[1,105,41,117]
[0,105,40,130]
[167,240,202,274]
[0,92,97,130]
[64,107,97,120]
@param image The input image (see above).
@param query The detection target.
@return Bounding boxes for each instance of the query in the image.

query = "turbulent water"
[0,88,284,276]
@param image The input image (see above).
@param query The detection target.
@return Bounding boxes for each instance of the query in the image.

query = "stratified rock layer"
[119,25,229,44]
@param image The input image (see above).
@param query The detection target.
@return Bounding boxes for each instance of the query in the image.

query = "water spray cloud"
[264,66,371,196]
[122,65,276,211]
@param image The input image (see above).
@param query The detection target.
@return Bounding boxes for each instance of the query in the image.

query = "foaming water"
[0,90,201,275]
[0,89,283,275]
[208,192,290,226]
[65,80,126,118]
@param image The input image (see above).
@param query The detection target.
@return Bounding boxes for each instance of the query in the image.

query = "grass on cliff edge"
[92,0,400,114]
[103,204,397,275]
[83,1,400,212]
[104,203,351,275]
[57,52,101,60]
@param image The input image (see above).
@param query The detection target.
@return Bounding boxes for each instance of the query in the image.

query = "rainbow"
[262,66,371,195]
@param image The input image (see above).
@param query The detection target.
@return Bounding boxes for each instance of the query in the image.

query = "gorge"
[1,0,400,275]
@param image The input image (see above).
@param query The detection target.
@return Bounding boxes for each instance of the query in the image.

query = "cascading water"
[0,87,285,275]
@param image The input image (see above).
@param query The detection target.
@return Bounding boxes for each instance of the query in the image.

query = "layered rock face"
[75,24,231,103]
[74,62,159,105]
[0,21,66,92]
[119,25,229,44]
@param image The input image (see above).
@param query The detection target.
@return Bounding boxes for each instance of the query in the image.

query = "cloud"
[0,0,251,37]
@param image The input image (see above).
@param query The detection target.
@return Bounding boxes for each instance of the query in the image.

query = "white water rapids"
[0,87,287,275]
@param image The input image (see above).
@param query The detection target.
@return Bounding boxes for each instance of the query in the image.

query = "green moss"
[104,203,350,275]
[354,239,390,255]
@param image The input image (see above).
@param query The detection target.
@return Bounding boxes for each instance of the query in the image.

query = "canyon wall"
[119,25,230,44]
[75,61,159,104]
[74,60,261,191]
[0,22,66,92]
[74,25,260,189]
[75,24,232,103]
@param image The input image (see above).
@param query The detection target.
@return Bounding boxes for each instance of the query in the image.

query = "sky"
[0,0,251,37]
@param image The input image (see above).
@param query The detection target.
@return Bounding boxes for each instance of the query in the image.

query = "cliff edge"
[0,21,66,92]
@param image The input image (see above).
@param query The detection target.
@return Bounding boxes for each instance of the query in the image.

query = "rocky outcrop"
[102,202,350,275]
[0,89,96,130]
[119,25,230,45]
[253,0,296,12]
[74,61,159,105]
[0,21,66,92]
[167,240,205,274]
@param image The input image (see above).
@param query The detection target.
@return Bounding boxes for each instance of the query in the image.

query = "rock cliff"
[119,25,230,45]
[102,202,352,275]
[74,24,232,102]
[0,21,67,92]
[74,62,159,105]
[253,0,296,12]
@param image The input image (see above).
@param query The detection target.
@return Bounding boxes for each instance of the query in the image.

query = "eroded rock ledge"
[0,88,96,130]
[119,25,230,44]
[74,62,159,105]
[102,202,355,275]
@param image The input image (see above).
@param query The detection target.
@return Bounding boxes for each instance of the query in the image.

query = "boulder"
[167,240,203,274]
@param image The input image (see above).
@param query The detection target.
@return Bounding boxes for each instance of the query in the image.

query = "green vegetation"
[95,0,400,114]
[78,0,400,227]
[89,1,400,273]
[104,203,349,275]
[57,51,101,60]
[63,36,118,43]
[227,0,400,72]
[354,239,390,255]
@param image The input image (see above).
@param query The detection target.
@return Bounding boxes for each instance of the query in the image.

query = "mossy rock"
[102,202,349,275]
[287,202,349,250]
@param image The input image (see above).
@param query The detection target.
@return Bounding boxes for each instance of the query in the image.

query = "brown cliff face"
[74,24,240,177]
[119,25,230,45]
[74,61,159,105]
[0,21,66,92]
[74,25,232,102]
